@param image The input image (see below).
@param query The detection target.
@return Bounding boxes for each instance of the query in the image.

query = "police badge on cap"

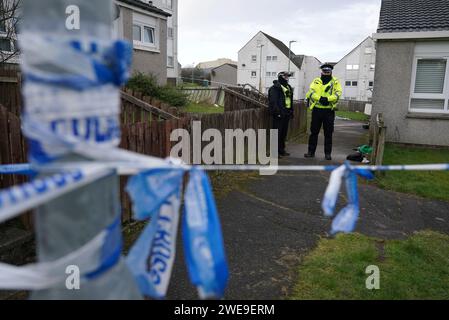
[320,63,334,72]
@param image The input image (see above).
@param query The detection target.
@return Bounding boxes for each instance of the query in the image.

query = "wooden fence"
[0,83,308,225]
[0,66,21,117]
[0,104,32,229]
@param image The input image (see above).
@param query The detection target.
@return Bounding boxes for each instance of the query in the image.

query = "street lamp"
[288,40,297,74]
[191,62,195,85]
[258,44,264,92]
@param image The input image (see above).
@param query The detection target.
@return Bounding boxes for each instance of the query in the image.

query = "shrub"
[126,73,188,108]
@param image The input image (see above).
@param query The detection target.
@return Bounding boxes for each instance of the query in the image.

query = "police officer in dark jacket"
[268,72,294,157]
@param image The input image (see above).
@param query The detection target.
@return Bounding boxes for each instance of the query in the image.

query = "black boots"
[304,153,315,158]
[304,153,332,160]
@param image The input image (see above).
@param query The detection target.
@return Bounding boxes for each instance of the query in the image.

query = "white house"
[333,37,376,102]
[238,31,321,100]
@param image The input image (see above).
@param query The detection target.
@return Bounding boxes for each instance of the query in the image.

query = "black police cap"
[320,63,334,71]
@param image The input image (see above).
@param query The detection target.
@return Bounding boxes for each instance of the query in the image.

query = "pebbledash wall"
[372,40,449,146]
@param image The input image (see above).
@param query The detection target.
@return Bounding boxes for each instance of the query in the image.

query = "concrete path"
[167,119,449,300]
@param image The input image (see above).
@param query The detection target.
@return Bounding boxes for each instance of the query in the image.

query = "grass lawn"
[374,144,449,202]
[291,231,449,300]
[336,110,370,122]
[184,102,224,114]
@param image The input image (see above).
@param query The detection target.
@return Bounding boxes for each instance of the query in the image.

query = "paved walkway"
[167,119,449,300]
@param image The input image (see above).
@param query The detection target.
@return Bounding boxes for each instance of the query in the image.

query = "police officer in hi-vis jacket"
[304,64,342,161]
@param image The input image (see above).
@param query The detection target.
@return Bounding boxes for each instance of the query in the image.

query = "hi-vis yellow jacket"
[306,77,343,110]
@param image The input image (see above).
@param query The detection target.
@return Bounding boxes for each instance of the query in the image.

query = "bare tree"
[0,0,21,65]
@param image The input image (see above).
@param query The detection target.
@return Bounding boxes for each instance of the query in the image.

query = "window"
[0,20,6,33]
[266,72,271,77]
[352,81,358,86]
[251,55,257,62]
[134,24,155,45]
[267,56,272,61]
[370,64,375,71]
[365,47,373,54]
[369,81,374,87]
[143,26,155,44]
[168,27,174,39]
[167,56,174,68]
[0,38,11,52]
[347,64,360,70]
[133,13,158,51]
[272,56,278,61]
[251,71,257,77]
[345,81,351,87]
[410,58,449,112]
[290,72,295,78]
[133,25,141,41]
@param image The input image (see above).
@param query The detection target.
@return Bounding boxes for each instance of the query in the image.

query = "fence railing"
[178,87,225,106]
[337,100,369,113]
[120,89,179,125]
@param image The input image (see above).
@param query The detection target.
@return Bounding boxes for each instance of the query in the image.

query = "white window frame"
[346,65,353,70]
[251,55,257,63]
[168,27,174,39]
[132,13,159,53]
[251,71,257,78]
[266,71,271,77]
[345,81,352,87]
[266,56,272,61]
[167,56,174,68]
[410,55,449,114]
[272,56,278,61]
[353,65,359,70]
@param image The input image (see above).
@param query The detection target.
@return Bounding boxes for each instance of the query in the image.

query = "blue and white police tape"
[0,167,112,224]
[0,168,123,290]
[0,159,230,299]
[125,167,229,300]
[183,168,229,299]
[322,162,375,234]
[20,32,132,164]
[20,33,132,90]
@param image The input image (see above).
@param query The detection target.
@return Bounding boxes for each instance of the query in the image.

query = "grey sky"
[178,0,382,67]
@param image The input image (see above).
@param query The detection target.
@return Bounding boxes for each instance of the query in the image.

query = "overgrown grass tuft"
[291,231,449,300]
[375,144,449,202]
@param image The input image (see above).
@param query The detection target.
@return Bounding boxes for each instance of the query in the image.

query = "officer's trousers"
[308,108,335,156]
[273,116,291,154]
